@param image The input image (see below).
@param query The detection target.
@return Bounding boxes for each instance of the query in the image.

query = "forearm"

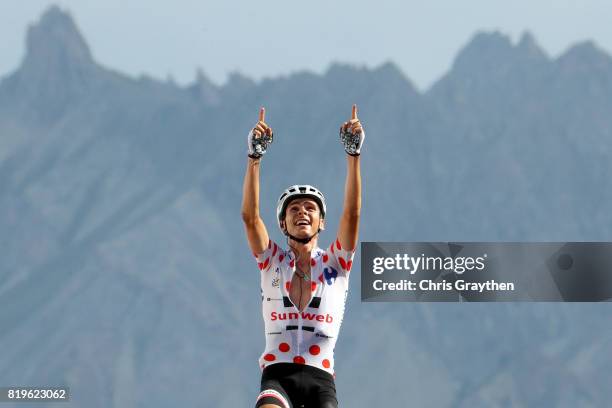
[241,157,262,223]
[343,155,361,218]
[338,154,361,251]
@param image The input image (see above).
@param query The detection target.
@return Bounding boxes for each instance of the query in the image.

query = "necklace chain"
[295,264,311,282]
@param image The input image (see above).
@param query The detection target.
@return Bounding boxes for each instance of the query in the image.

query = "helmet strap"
[285,228,320,244]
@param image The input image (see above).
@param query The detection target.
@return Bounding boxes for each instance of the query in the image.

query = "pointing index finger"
[259,107,265,123]
[351,104,358,120]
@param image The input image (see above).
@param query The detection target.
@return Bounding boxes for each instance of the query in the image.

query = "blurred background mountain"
[1,6,611,407]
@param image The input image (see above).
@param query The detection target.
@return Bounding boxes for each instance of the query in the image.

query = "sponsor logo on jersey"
[271,311,334,323]
[272,277,280,287]
[323,267,338,285]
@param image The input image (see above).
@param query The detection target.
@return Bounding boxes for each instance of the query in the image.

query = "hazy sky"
[1,1,611,91]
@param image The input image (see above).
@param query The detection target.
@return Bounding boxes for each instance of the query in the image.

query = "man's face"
[282,198,324,237]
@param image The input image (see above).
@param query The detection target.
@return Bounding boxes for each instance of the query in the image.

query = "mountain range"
[1,6,611,407]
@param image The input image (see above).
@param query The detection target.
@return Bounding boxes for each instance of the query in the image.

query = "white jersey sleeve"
[253,239,283,273]
[325,238,355,275]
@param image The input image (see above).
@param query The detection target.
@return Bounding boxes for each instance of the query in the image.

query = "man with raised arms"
[242,105,364,408]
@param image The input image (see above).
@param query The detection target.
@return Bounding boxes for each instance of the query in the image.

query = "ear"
[280,219,287,233]
[319,218,325,231]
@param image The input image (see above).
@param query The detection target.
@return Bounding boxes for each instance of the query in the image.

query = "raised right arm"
[241,107,272,255]
[242,156,270,255]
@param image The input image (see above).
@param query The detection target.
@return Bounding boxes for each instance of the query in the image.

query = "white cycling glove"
[340,127,365,156]
[247,129,273,159]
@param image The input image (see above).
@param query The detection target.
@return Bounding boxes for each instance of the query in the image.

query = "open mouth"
[295,219,310,226]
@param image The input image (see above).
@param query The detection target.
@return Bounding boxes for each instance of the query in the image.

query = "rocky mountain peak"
[557,40,612,71]
[451,31,548,75]
[452,31,514,70]
[188,68,220,105]
[4,6,99,124]
[517,31,548,60]
[22,6,93,71]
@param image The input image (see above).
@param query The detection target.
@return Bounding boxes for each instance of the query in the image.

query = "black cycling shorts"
[255,363,338,408]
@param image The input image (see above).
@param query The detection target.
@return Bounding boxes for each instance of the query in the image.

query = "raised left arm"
[338,104,364,251]
[338,155,361,251]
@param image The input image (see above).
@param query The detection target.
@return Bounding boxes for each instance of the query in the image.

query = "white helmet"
[276,185,326,231]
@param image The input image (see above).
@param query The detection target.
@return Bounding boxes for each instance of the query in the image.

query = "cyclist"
[242,105,364,408]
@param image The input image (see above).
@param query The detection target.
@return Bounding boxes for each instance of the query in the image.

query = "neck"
[288,237,318,262]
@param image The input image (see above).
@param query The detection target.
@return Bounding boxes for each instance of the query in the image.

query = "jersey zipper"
[297,312,303,356]
[287,252,315,358]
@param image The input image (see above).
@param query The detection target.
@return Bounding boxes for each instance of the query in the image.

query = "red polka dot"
[318,274,324,283]
[268,240,272,249]
[311,282,317,292]
[338,257,347,270]
[336,239,341,250]
[262,257,270,270]
[294,356,305,364]
[330,243,334,254]
[289,259,295,268]
[279,343,290,352]
[279,254,285,262]
[346,260,353,271]
[258,262,264,270]
[311,258,316,266]
[322,359,330,368]
[309,345,320,355]
[323,254,329,263]
[264,354,276,362]
[285,282,291,292]
[272,243,278,257]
